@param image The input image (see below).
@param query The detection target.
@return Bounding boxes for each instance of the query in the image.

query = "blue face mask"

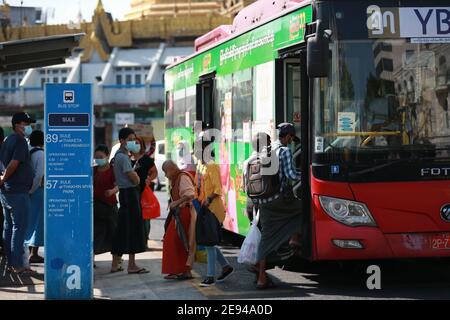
[24,125,33,137]
[95,159,107,167]
[126,141,140,153]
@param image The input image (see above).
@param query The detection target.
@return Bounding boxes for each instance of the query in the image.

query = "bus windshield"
[313,1,450,170]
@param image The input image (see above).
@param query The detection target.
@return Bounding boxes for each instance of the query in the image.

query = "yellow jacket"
[195,161,226,223]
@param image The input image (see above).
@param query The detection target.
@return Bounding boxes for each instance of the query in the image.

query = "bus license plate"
[430,234,450,250]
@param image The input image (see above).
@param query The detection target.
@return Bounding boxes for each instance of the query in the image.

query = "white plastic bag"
[238,209,261,265]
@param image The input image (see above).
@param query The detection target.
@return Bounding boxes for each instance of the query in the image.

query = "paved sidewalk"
[93,240,205,300]
[0,240,206,300]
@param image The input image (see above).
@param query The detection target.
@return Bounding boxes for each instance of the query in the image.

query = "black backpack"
[246,146,281,199]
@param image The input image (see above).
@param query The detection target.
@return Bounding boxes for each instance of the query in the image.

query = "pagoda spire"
[95,0,104,13]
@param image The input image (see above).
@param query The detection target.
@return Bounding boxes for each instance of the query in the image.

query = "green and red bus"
[164,0,450,260]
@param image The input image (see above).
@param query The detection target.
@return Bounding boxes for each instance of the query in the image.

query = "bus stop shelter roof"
[0,33,85,73]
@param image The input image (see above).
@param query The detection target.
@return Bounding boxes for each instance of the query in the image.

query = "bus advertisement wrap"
[165,5,313,92]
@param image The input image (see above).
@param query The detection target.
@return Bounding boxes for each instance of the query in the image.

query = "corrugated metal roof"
[0,34,84,72]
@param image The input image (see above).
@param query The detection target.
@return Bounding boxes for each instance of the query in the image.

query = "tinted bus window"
[232,68,253,140]
[186,86,196,128]
[173,89,186,128]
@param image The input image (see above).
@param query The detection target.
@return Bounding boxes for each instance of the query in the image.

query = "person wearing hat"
[0,112,36,275]
[255,122,303,289]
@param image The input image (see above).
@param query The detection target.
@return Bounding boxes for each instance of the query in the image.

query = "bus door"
[277,49,311,256]
[196,72,216,129]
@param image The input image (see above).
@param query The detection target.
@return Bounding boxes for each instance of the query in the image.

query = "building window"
[53,77,59,83]
[41,78,46,88]
[126,74,132,85]
[52,69,58,74]
[3,79,8,88]
[135,74,142,85]
[134,66,141,71]
[62,77,67,83]
[11,79,16,88]
[116,74,122,85]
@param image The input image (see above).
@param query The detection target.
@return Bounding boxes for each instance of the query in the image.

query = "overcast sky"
[8,0,130,24]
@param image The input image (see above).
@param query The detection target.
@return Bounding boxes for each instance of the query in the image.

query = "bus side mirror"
[307,20,332,78]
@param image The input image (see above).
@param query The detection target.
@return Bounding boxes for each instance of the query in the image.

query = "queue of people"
[158,123,303,289]
[88,122,304,290]
[1,112,302,292]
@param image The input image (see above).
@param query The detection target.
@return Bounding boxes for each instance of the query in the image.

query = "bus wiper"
[348,156,450,177]
[348,159,411,177]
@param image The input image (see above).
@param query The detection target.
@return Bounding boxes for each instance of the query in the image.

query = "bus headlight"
[319,196,377,227]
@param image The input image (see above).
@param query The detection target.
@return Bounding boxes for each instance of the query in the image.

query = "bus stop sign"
[44,84,93,300]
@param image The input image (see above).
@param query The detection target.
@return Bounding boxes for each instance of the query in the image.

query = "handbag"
[141,185,161,220]
[195,205,222,246]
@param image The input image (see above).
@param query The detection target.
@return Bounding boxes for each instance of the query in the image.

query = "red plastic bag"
[141,185,160,220]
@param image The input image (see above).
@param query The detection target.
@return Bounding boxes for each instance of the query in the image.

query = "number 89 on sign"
[46,134,59,143]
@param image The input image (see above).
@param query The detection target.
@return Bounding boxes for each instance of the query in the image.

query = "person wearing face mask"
[255,123,303,290]
[0,112,36,275]
[130,136,158,249]
[111,128,149,274]
[93,144,121,270]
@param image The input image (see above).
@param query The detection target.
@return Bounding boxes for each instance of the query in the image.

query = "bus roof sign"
[367,6,450,39]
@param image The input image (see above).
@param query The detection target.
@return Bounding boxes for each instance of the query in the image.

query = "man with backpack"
[243,132,272,221]
[245,123,303,289]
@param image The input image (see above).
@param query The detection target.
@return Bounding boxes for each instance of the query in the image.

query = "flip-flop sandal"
[176,274,194,281]
[164,274,178,280]
[110,267,124,273]
[128,268,150,274]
